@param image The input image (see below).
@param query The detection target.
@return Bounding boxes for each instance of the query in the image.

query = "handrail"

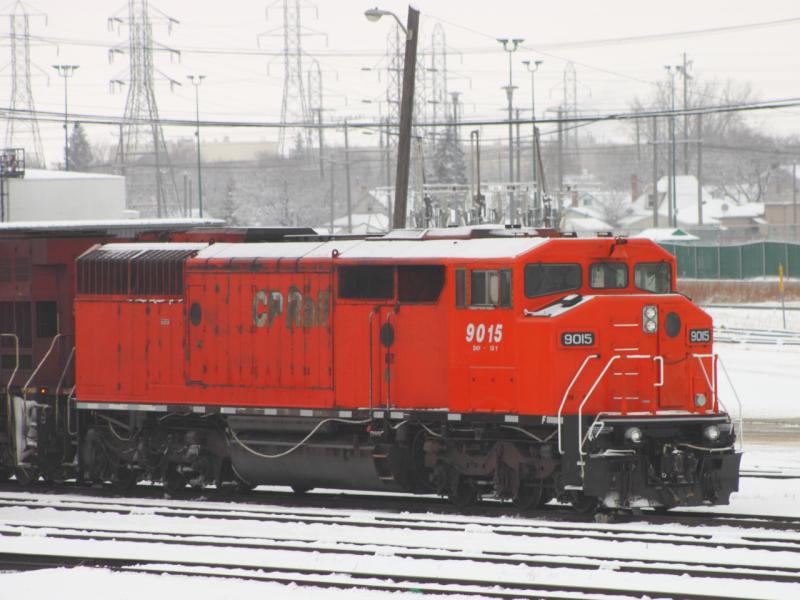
[717,357,745,451]
[557,354,599,455]
[385,310,397,409]
[0,333,20,394]
[577,355,621,459]
[653,356,664,387]
[692,353,743,451]
[55,346,76,432]
[0,333,20,465]
[22,333,62,401]
[368,309,377,412]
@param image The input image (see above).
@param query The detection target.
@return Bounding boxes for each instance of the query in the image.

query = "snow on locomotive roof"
[0,217,224,232]
[89,242,209,253]
[196,236,549,261]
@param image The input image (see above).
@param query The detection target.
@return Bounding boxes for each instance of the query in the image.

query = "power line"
[5,96,800,129]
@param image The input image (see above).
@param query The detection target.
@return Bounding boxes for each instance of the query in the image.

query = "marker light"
[694,393,707,408]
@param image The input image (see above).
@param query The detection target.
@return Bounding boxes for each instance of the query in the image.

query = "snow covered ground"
[706,303,800,332]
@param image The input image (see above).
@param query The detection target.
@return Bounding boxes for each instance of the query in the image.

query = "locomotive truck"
[3,225,741,510]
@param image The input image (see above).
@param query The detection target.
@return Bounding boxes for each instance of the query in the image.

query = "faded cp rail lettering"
[252,287,330,331]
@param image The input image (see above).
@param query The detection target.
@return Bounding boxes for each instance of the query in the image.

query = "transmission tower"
[384,24,403,145]
[562,61,578,157]
[109,0,181,217]
[429,23,449,143]
[2,1,47,168]
[307,57,324,175]
[260,0,324,156]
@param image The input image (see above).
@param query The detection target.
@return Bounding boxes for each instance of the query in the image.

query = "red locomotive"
[61,226,739,510]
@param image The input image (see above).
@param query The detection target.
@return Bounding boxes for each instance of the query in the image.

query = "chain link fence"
[661,241,800,279]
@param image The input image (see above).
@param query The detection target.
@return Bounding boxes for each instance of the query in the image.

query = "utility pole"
[677,53,692,175]
[793,162,797,240]
[665,65,678,227]
[523,59,543,218]
[651,115,658,228]
[314,108,325,177]
[557,107,564,192]
[697,113,703,226]
[498,37,523,224]
[515,108,521,221]
[187,74,205,217]
[344,120,353,233]
[52,64,79,171]
[365,6,419,229]
[329,151,335,234]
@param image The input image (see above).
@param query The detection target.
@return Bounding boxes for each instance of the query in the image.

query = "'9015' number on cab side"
[465,323,503,344]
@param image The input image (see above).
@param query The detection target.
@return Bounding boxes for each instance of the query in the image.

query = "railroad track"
[0,515,798,598]
[3,491,800,550]
[714,326,800,345]
[2,489,799,598]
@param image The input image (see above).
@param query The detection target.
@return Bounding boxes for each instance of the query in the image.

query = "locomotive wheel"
[14,466,39,486]
[291,485,313,494]
[512,483,545,510]
[569,491,599,513]
[163,466,186,494]
[448,479,478,510]
[113,466,138,492]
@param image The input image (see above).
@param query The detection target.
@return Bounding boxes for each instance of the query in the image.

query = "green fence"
[660,241,800,279]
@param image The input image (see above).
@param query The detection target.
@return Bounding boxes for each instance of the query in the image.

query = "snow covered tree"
[431,127,467,184]
[67,122,93,171]
[218,176,239,225]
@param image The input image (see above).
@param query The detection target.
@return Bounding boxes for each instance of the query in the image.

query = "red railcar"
[72,227,740,509]
[0,222,314,481]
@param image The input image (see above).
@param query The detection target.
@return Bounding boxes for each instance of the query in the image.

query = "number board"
[689,328,711,344]
[561,331,595,347]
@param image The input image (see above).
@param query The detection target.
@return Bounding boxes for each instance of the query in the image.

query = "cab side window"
[635,262,672,293]
[456,268,512,308]
[589,262,628,289]
[524,263,581,297]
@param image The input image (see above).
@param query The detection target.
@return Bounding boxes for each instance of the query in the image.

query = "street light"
[187,74,205,218]
[52,64,79,171]
[523,58,543,222]
[498,38,523,224]
[664,65,677,228]
[364,7,409,36]
[365,5,419,229]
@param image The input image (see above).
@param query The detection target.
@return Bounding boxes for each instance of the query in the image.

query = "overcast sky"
[3,0,799,164]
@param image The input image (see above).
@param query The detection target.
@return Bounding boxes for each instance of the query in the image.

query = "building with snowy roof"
[3,169,133,222]
[622,175,764,240]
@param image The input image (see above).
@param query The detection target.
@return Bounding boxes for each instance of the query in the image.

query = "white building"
[5,169,133,222]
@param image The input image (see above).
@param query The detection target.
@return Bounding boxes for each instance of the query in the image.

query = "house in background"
[621,175,764,242]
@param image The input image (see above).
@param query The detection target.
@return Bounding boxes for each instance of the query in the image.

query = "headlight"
[703,425,721,441]
[625,427,643,444]
[694,393,707,408]
[642,305,658,334]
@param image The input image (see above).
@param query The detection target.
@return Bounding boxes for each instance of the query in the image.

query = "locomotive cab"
[513,240,740,509]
